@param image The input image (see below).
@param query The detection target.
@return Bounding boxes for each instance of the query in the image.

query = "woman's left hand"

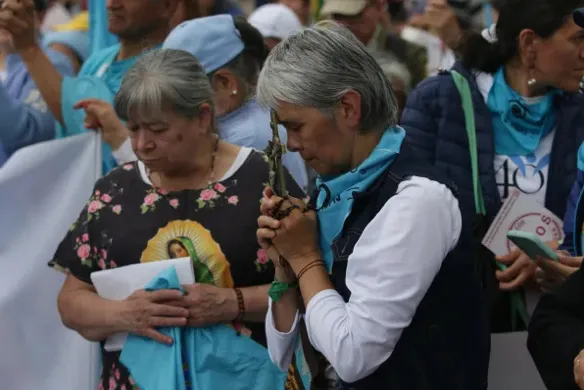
[167,284,238,327]
[267,195,321,273]
[575,349,584,389]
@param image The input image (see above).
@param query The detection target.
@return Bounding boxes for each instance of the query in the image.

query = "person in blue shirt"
[163,14,309,190]
[0,0,74,160]
[0,0,181,173]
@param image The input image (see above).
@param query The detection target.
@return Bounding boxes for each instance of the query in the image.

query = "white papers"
[482,190,564,257]
[90,257,195,352]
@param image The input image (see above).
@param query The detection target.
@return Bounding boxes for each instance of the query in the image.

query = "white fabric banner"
[0,134,101,390]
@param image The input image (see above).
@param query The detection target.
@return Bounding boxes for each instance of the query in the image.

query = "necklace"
[147,135,220,190]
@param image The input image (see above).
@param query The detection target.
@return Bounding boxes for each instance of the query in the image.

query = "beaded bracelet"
[233,288,245,323]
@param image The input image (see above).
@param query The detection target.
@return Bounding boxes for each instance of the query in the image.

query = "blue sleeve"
[400,77,443,163]
[0,51,74,155]
[559,169,584,255]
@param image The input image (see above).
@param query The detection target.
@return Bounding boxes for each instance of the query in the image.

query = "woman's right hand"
[74,98,128,150]
[258,187,297,283]
[495,249,537,291]
[119,289,189,345]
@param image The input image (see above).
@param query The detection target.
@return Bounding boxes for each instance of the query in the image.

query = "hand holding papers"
[482,189,563,257]
[90,257,195,351]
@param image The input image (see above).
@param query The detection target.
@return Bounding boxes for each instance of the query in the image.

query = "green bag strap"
[451,70,530,330]
[451,70,486,216]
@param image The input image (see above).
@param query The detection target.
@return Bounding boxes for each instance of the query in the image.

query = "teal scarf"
[316,127,405,269]
[487,67,558,156]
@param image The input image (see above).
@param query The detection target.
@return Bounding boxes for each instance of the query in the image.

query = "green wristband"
[268,280,298,302]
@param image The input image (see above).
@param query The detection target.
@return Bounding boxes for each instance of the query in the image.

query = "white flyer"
[482,189,564,257]
[90,257,194,352]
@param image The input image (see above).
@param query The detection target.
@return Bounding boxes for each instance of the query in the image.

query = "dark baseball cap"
[575,8,584,28]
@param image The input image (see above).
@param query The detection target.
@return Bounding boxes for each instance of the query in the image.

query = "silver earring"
[527,78,537,87]
[231,90,238,95]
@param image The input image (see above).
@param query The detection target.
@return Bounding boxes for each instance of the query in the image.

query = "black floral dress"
[49,149,305,390]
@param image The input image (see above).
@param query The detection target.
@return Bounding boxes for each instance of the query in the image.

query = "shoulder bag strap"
[451,70,486,216]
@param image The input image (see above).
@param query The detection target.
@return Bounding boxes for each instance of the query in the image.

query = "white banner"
[0,134,101,390]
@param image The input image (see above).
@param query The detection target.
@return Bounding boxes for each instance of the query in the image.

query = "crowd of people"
[4,0,584,389]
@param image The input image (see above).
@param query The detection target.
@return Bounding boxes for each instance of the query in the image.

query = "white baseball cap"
[321,0,368,16]
[248,4,303,40]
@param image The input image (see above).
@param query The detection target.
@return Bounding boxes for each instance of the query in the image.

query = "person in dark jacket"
[528,265,584,390]
[401,0,584,332]
[256,21,489,390]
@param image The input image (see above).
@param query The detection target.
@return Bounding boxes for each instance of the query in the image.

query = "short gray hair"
[114,49,215,124]
[256,21,398,132]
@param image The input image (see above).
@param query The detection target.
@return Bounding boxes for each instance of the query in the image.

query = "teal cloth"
[315,127,405,269]
[578,142,584,171]
[57,44,149,173]
[120,267,287,390]
[487,66,558,156]
[89,0,118,53]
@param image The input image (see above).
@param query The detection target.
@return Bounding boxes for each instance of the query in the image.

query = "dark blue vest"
[320,147,490,390]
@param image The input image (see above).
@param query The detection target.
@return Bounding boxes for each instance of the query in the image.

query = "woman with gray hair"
[78,14,308,191]
[49,49,304,389]
[256,22,489,389]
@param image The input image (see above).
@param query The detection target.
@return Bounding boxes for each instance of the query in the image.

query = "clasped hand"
[120,283,237,345]
[256,187,320,275]
[0,0,37,52]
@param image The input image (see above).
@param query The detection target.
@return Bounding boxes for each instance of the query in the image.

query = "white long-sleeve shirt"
[265,176,462,384]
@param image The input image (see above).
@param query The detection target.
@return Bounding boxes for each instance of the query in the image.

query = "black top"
[49,150,304,389]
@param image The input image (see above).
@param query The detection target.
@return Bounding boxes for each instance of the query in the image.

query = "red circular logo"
[506,212,563,253]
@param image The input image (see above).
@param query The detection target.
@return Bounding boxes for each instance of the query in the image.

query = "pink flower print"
[158,188,169,195]
[88,200,103,214]
[97,258,106,270]
[121,385,127,390]
[256,249,268,264]
[98,381,105,390]
[109,376,116,390]
[200,189,218,201]
[112,205,122,215]
[100,194,112,203]
[122,164,133,171]
[227,195,239,205]
[76,237,80,243]
[129,376,136,385]
[101,249,107,259]
[95,190,100,196]
[214,183,226,193]
[144,193,160,206]
[115,369,121,380]
[77,244,90,260]
[110,260,117,268]
[81,233,89,242]
[169,199,179,208]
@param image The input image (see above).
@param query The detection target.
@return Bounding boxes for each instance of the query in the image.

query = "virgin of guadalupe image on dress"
[167,237,215,285]
[140,220,234,288]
